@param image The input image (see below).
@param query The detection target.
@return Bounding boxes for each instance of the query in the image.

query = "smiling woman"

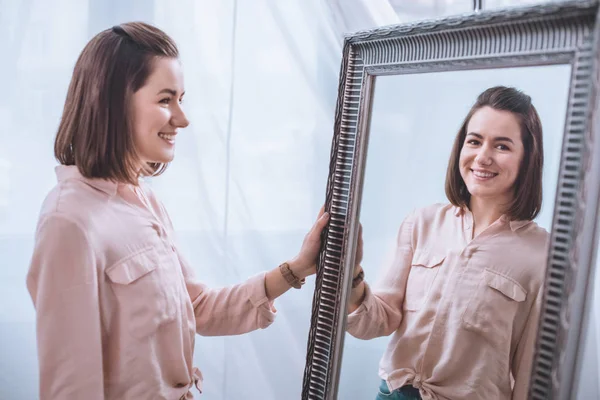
[26,21,330,400]
[347,86,548,400]
[131,57,189,169]
[447,86,544,235]
[53,23,181,185]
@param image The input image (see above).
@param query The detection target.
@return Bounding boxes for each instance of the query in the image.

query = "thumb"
[315,211,330,230]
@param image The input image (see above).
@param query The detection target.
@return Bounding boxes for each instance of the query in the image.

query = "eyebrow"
[156,88,184,96]
[466,132,514,144]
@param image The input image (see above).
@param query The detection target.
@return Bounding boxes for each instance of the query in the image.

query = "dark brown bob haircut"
[54,22,179,185]
[445,86,544,221]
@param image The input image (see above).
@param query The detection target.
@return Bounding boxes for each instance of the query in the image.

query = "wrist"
[279,260,306,289]
[352,264,363,279]
[287,258,309,280]
[352,266,365,288]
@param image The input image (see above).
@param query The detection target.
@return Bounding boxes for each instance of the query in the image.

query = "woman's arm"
[346,212,416,340]
[264,208,330,300]
[177,208,330,336]
[348,266,367,314]
[348,224,366,313]
[26,214,105,400]
[511,286,543,400]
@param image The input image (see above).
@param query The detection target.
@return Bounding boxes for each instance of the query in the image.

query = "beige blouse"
[26,165,276,399]
[347,203,548,400]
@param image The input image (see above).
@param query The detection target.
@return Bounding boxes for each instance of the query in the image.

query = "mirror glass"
[339,64,572,399]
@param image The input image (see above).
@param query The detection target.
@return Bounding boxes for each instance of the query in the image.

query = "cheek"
[152,107,171,127]
[506,154,523,175]
[497,156,522,185]
[458,148,472,167]
[136,106,170,134]
[458,151,470,180]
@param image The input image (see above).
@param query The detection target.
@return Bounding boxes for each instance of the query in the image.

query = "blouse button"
[413,375,422,389]
[151,223,162,237]
[464,246,478,258]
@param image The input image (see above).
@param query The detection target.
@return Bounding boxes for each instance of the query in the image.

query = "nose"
[475,146,493,166]
[172,104,190,129]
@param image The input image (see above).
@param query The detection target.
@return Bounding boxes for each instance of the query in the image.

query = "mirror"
[301,2,600,400]
[338,65,571,400]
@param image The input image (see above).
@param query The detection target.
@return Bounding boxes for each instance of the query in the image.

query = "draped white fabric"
[1,0,597,399]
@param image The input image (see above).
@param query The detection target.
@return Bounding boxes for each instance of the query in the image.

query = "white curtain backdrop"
[1,0,597,399]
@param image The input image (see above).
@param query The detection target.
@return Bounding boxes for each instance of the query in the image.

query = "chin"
[468,189,489,199]
[467,186,510,201]
[465,182,492,197]
[153,152,175,164]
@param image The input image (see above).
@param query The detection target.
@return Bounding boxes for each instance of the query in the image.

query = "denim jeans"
[375,380,422,400]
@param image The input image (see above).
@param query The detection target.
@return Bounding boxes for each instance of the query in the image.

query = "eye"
[466,139,480,146]
[159,98,171,104]
[178,97,184,105]
[496,144,510,151]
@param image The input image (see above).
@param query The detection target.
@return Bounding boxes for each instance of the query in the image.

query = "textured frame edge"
[557,5,600,397]
[327,71,375,400]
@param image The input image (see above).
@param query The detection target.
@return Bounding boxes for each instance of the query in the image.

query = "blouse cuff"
[346,282,374,327]
[245,272,277,327]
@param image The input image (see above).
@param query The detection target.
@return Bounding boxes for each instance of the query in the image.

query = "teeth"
[473,170,495,178]
[159,133,175,142]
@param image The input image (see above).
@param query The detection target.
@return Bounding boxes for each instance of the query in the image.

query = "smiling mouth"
[471,169,498,179]
[158,132,176,144]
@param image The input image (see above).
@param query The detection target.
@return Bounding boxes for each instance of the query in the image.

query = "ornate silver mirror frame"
[301,1,600,399]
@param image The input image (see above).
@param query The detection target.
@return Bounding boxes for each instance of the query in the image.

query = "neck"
[469,196,509,235]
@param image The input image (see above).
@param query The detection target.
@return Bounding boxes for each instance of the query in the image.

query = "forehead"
[144,57,184,92]
[467,106,521,139]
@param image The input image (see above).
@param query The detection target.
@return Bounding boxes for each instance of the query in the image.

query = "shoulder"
[510,220,550,256]
[36,177,113,237]
[516,221,550,261]
[35,183,92,238]
[395,203,458,244]
[521,221,550,242]
[409,202,458,225]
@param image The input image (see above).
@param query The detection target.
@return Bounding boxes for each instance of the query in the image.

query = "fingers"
[310,211,330,237]
[312,206,329,227]
[353,263,363,279]
[355,223,363,264]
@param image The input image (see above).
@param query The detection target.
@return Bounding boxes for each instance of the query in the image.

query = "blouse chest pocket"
[462,268,526,344]
[105,246,180,339]
[404,250,445,311]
